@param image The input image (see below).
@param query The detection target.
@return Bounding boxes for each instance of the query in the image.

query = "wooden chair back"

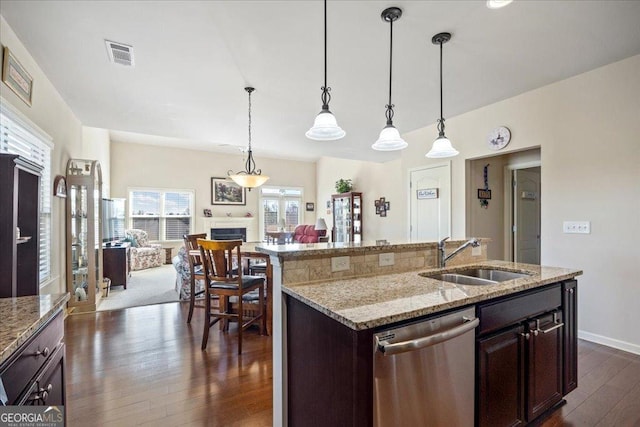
[197,239,244,286]
[183,233,207,323]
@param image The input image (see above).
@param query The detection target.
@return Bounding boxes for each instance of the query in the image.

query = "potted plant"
[335,178,353,194]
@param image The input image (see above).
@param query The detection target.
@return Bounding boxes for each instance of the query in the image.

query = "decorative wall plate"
[53,175,67,197]
[487,126,511,150]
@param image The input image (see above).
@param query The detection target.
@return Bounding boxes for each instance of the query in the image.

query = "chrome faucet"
[438,237,480,268]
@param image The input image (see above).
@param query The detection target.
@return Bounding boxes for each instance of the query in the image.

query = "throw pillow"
[123,236,138,247]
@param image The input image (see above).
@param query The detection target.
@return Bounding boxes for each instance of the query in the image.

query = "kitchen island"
[256,240,581,426]
[0,293,69,406]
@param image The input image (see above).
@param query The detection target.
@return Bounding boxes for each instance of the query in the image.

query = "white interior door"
[410,164,451,242]
[513,167,541,264]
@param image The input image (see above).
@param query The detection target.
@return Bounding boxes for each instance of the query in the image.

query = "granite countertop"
[255,239,469,259]
[0,293,70,366]
[282,260,582,330]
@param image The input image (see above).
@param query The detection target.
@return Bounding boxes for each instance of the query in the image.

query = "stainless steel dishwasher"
[373,306,478,426]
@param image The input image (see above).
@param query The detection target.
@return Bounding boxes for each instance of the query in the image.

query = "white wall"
[401,55,640,353]
[110,140,317,246]
[316,156,404,242]
[1,16,93,295]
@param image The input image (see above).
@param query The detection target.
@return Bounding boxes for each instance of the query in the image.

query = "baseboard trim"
[578,330,640,355]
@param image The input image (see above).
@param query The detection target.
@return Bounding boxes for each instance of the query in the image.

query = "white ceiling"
[2,1,640,162]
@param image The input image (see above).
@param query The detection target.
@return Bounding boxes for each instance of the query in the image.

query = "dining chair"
[183,233,207,323]
[198,239,266,353]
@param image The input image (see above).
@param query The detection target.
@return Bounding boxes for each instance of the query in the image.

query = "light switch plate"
[331,256,350,272]
[472,245,482,256]
[379,253,395,267]
[563,221,591,234]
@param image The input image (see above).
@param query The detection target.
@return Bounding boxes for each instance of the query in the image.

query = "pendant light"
[228,87,269,190]
[372,7,407,151]
[306,0,345,141]
[426,32,459,158]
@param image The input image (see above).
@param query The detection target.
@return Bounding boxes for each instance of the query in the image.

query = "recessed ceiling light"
[487,0,513,9]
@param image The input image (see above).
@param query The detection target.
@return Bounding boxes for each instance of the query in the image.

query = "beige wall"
[316,156,404,242]
[1,16,93,296]
[82,127,111,196]
[110,141,317,246]
[466,149,541,260]
[400,55,640,352]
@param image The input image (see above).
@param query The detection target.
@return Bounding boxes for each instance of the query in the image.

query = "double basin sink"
[420,268,531,286]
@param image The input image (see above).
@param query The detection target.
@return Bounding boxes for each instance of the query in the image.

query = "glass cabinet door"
[353,194,362,243]
[69,184,89,302]
[66,159,102,312]
[332,192,363,243]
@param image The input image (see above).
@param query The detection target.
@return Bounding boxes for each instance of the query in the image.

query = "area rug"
[98,264,179,311]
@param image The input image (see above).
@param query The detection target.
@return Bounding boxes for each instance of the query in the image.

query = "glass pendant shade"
[228,172,270,189]
[306,109,346,141]
[372,125,407,151]
[426,136,459,158]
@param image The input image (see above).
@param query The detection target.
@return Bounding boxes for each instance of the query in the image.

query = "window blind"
[129,189,193,241]
[1,100,53,285]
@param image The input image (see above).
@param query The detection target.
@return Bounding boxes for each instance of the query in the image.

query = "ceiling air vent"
[105,40,134,67]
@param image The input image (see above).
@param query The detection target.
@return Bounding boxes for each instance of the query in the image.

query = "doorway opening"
[466,148,541,263]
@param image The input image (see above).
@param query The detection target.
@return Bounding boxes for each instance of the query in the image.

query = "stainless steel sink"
[454,268,530,282]
[421,273,498,286]
[420,268,531,286]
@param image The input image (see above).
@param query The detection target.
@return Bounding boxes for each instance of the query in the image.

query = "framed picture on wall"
[306,202,315,211]
[211,177,246,205]
[2,47,33,107]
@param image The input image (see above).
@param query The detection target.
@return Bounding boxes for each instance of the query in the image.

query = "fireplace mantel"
[199,217,258,242]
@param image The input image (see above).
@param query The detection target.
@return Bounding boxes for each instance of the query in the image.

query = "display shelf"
[331,192,362,243]
[65,159,103,312]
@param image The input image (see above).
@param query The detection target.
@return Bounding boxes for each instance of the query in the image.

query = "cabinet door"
[526,312,563,421]
[562,280,578,394]
[478,324,526,427]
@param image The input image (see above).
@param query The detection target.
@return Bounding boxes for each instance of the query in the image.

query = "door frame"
[407,162,452,241]
[503,161,541,261]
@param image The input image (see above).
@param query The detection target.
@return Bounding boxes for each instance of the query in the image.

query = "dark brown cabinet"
[477,283,570,426]
[0,153,42,298]
[0,310,65,407]
[286,295,374,427]
[103,243,130,289]
[526,311,564,421]
[562,279,578,395]
[478,325,526,426]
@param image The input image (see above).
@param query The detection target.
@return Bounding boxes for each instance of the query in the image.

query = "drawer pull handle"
[34,347,50,358]
[538,322,564,334]
[27,385,52,405]
[520,332,530,340]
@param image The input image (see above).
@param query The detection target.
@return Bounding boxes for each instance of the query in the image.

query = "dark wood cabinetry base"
[103,243,130,289]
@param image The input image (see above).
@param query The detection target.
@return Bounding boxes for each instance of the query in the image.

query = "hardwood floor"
[65,303,640,426]
[65,302,272,426]
[541,339,640,427]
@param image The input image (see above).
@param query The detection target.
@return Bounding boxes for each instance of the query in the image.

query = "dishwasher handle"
[377,317,479,356]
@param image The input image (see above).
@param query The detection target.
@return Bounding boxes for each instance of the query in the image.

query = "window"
[1,101,53,285]
[129,188,194,241]
[259,186,303,238]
